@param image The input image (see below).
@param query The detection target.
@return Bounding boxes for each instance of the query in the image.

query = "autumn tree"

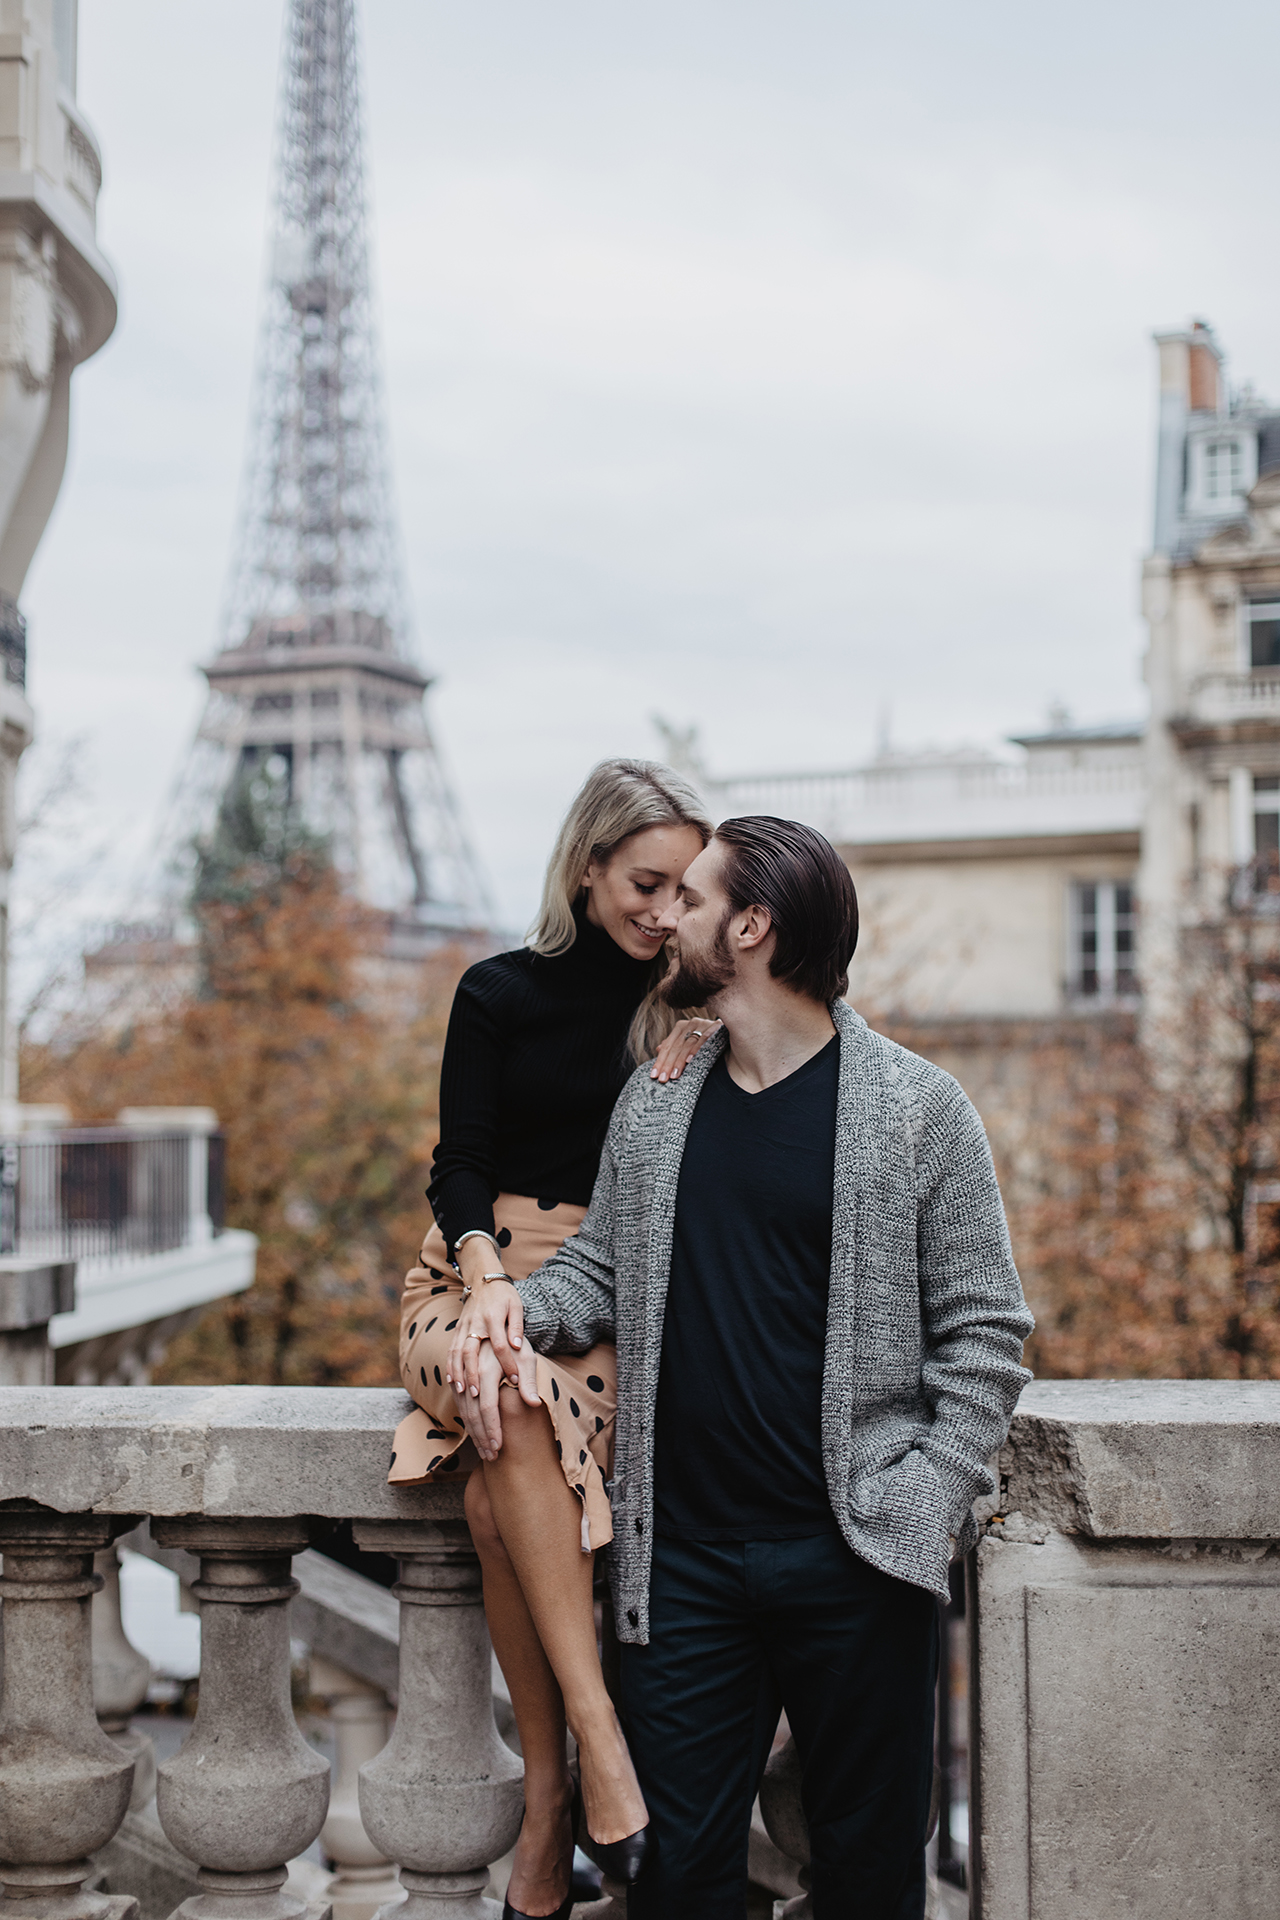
[23,764,466,1386]
[997,863,1280,1381]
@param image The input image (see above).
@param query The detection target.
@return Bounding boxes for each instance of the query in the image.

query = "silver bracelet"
[454,1228,501,1255]
[460,1271,510,1301]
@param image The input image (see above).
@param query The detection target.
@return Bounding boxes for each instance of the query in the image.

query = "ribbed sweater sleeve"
[427,973,507,1250]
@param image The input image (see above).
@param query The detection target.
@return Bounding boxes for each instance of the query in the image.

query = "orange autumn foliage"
[23,854,467,1386]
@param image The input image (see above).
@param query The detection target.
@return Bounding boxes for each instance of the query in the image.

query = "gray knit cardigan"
[518,999,1033,1642]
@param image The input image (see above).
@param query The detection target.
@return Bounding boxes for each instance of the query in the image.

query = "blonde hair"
[528,757,714,1063]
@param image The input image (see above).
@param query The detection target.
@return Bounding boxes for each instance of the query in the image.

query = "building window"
[1204,439,1243,500]
[1070,881,1136,1000]
[1250,603,1280,669]
[1254,776,1280,872]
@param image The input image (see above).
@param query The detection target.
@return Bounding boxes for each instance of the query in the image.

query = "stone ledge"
[0,1259,75,1332]
[0,1385,462,1520]
[1001,1380,1280,1540]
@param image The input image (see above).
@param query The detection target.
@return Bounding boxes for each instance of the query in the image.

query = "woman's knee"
[464,1467,507,1559]
[493,1387,556,1461]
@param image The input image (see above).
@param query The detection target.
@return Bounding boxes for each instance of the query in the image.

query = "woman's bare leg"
[465,1471,574,1916]
[481,1388,648,1847]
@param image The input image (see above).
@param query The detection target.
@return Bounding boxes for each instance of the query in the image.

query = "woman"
[390,758,715,1920]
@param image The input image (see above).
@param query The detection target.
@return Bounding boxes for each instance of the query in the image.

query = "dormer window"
[1204,438,1243,499]
[1188,426,1257,512]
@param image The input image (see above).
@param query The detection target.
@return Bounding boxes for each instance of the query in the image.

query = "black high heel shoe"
[575,1776,651,1886]
[587,1824,651,1886]
[502,1785,580,1920]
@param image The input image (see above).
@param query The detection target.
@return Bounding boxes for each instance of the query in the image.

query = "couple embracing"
[390,759,1033,1920]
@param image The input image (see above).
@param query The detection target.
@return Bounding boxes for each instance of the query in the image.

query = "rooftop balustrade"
[0,1126,225,1266]
[0,1114,255,1389]
[710,753,1144,848]
[0,1381,1274,1920]
[1180,669,1280,728]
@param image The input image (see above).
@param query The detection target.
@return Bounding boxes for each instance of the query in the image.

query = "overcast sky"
[20,0,1280,931]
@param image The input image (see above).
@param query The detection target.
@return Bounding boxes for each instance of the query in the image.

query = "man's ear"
[736,903,773,953]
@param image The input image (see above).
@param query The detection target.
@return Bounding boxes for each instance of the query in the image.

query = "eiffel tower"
[181,0,490,950]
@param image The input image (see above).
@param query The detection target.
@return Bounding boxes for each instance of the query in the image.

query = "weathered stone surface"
[0,1387,459,1521]
[354,1520,523,1920]
[971,1526,1280,1919]
[0,1509,140,1920]
[1000,1379,1280,1539]
[1026,1581,1280,1917]
[0,1259,76,1332]
[152,1519,330,1920]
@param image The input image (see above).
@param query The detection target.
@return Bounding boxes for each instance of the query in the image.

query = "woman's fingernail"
[511,1336,521,1347]
[471,1386,479,1397]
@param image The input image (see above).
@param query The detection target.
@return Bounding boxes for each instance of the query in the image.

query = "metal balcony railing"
[0,1126,226,1264]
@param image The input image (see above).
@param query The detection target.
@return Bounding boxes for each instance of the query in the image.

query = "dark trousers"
[619,1532,938,1920]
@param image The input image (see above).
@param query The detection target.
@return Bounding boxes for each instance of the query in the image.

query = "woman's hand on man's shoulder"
[650,1017,721,1084]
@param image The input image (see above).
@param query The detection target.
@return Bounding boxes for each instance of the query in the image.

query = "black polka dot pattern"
[388,1200,615,1543]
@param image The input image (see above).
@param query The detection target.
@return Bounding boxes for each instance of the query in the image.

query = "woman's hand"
[448,1279,539,1403]
[650,1017,722,1083]
[448,1279,540,1458]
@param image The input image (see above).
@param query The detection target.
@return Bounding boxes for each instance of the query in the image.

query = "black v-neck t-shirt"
[653,1034,840,1541]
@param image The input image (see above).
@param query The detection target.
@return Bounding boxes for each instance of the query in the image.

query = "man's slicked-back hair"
[713,815,859,1004]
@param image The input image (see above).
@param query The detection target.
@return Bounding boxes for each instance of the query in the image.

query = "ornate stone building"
[0,0,116,1099]
[1140,320,1280,1001]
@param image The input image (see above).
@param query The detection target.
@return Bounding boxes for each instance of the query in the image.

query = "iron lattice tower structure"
[189,0,489,945]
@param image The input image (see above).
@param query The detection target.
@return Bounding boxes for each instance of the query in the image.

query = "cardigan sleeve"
[426,968,508,1252]
[913,1076,1034,1523]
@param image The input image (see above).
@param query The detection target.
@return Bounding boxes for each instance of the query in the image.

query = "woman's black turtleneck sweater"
[427,907,656,1252]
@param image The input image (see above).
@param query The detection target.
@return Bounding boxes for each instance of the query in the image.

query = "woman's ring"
[690,1029,704,1039]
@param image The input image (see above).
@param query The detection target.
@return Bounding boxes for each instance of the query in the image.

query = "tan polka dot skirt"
[388,1193,617,1551]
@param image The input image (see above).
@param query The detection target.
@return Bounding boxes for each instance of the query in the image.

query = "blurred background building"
[0,3,255,1387]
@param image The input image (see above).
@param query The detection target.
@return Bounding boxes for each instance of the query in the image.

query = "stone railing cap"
[1003,1379,1280,1540]
[0,1385,460,1521]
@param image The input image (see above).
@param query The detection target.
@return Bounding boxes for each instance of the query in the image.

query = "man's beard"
[661,909,736,1008]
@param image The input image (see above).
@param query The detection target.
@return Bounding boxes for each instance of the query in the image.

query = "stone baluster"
[92,1545,156,1810]
[308,1655,400,1920]
[150,1519,331,1920]
[758,1736,812,1919]
[352,1518,524,1920]
[0,1508,140,1920]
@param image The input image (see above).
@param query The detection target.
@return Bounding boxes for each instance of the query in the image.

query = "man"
[467,815,1032,1918]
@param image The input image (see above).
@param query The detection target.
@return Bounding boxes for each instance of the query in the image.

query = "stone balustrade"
[2,1380,1276,1920]
[973,1379,1280,1920]
[0,1387,526,1920]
